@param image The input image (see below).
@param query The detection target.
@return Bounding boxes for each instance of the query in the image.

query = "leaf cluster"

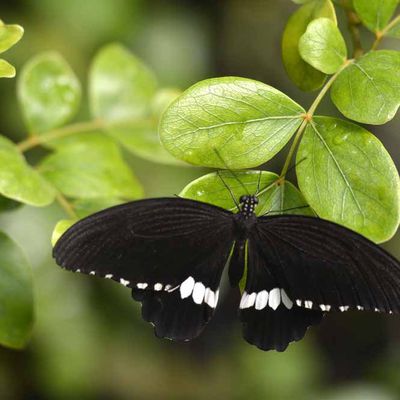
[0,41,182,348]
[0,0,400,349]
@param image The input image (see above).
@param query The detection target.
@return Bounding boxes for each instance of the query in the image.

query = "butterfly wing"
[239,215,400,351]
[239,237,323,352]
[53,198,235,341]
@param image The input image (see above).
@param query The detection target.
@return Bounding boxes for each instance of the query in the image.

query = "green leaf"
[331,50,400,125]
[106,88,185,166]
[282,0,337,91]
[353,0,399,33]
[160,77,305,169]
[18,52,81,134]
[0,231,33,349]
[73,198,123,218]
[296,117,400,243]
[89,43,157,121]
[51,219,76,246]
[0,135,55,206]
[39,135,143,200]
[0,22,24,54]
[299,18,347,74]
[0,59,15,78]
[180,171,314,216]
[108,120,186,166]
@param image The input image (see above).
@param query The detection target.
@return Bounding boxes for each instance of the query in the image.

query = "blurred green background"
[1,1,400,399]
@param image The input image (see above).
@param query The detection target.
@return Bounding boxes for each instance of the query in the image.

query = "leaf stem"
[279,60,352,178]
[371,14,400,51]
[55,192,77,220]
[17,120,104,152]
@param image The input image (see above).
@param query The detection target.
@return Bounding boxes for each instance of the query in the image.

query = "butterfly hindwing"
[238,237,323,352]
[54,198,235,340]
[253,215,400,315]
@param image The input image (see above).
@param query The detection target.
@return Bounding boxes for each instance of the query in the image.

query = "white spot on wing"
[268,288,281,310]
[137,283,147,289]
[240,292,248,309]
[120,278,130,286]
[357,305,364,311]
[204,288,217,308]
[339,305,349,312]
[180,276,195,299]
[167,285,179,293]
[304,300,313,309]
[245,292,257,308]
[320,304,331,312]
[255,290,268,310]
[192,282,206,304]
[280,289,293,309]
[296,299,302,307]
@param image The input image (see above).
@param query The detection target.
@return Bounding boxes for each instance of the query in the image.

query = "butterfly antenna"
[217,170,240,212]
[213,148,250,195]
[255,170,263,196]
[261,204,311,217]
[257,157,308,198]
[282,156,307,178]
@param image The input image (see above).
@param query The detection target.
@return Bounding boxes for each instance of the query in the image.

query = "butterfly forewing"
[54,198,235,340]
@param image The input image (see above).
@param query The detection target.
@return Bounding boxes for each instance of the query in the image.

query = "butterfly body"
[53,196,400,352]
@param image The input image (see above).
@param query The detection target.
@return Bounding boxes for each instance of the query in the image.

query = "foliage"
[0,19,23,78]
[0,0,399,356]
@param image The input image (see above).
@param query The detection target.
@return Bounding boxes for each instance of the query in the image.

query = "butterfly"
[53,189,400,352]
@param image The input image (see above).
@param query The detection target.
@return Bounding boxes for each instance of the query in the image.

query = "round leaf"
[0,22,24,54]
[107,88,185,166]
[89,43,157,121]
[0,231,33,349]
[353,0,399,33]
[18,52,81,134]
[108,120,186,166]
[331,50,400,125]
[160,77,305,169]
[296,117,400,243]
[282,0,337,91]
[39,135,143,200]
[0,135,55,206]
[180,171,314,216]
[0,59,15,78]
[299,18,347,74]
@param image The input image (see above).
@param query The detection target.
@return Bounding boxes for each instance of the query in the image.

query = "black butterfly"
[53,193,400,352]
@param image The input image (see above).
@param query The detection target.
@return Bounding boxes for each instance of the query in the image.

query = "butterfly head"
[239,195,259,218]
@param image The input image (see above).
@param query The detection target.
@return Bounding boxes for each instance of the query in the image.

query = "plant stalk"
[371,14,400,51]
[17,120,104,152]
[279,60,352,179]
